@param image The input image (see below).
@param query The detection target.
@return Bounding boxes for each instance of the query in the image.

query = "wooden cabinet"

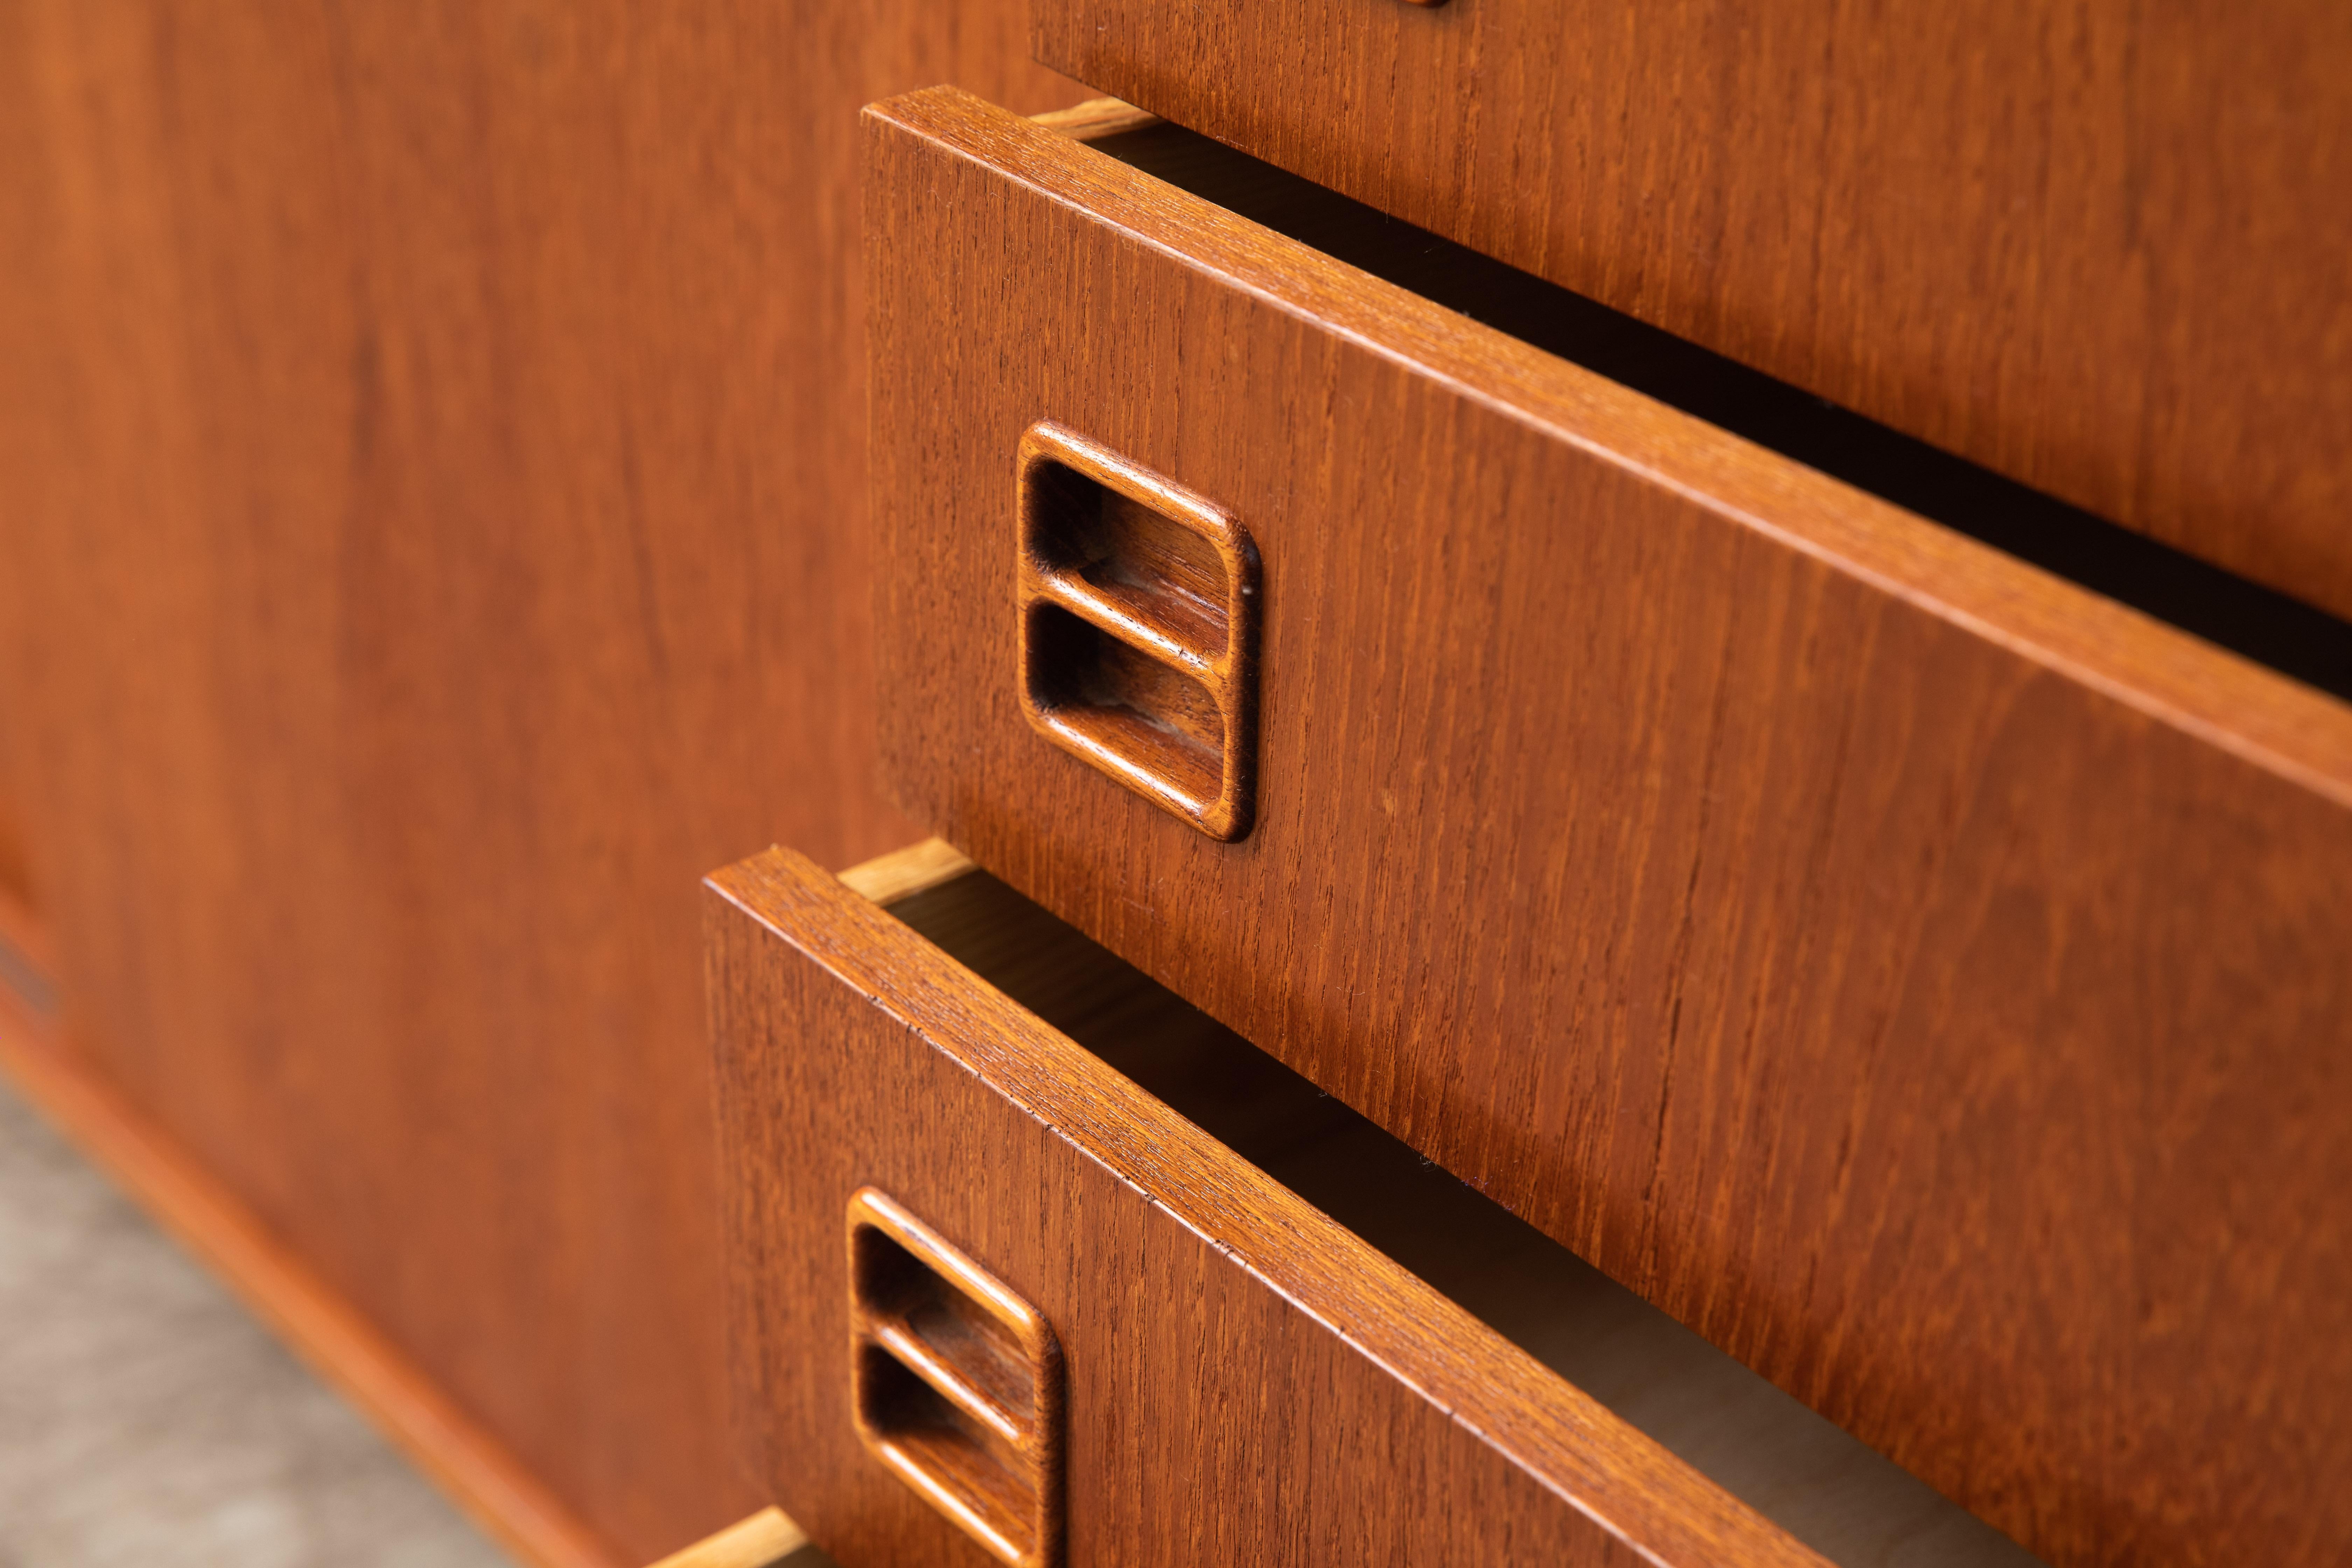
[709,841,2042,1568]
[2,6,2343,1568]
[862,86,2352,1568]
[0,5,1082,1562]
[1030,0,2352,623]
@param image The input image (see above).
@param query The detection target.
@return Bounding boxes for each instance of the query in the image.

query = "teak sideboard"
[1,4,2346,1568]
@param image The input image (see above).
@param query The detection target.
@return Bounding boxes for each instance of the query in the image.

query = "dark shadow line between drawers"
[1084,120,2352,706]
[881,866,2046,1568]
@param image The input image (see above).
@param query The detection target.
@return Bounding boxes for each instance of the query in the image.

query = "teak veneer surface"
[0,7,1078,1559]
[707,845,1834,1568]
[0,954,623,1568]
[796,842,2044,1568]
[866,89,2352,1568]
[1034,0,2352,622]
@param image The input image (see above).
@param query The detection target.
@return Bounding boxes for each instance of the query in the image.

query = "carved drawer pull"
[1017,421,1261,841]
[848,1188,1065,1567]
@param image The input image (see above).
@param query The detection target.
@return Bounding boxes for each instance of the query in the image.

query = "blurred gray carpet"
[0,1074,512,1568]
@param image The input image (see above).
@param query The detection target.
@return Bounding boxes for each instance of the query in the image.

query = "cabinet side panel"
[0,4,1082,1558]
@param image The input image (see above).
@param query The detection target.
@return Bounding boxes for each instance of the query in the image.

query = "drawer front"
[1030,0,2352,622]
[707,843,1884,1567]
[864,88,2352,1568]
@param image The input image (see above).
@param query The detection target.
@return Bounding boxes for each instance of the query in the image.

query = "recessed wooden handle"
[1016,421,1260,841]
[847,1188,1065,1567]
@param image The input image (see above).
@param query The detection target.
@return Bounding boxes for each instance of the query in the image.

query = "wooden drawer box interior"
[708,840,2042,1567]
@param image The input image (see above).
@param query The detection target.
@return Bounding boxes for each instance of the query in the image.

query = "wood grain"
[0,974,622,1568]
[643,1508,809,1568]
[865,88,2352,1568]
[834,847,2040,1568]
[1017,420,1261,840]
[0,7,1080,1559]
[1026,96,1158,143]
[708,844,1840,1568]
[848,1185,1067,1567]
[837,839,980,907]
[1032,0,2352,621]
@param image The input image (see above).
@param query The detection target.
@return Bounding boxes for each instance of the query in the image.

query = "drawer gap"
[1065,115,2352,702]
[877,858,2048,1568]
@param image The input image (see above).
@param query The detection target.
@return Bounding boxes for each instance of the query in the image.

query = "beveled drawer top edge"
[864,84,2352,812]
[704,845,1835,1568]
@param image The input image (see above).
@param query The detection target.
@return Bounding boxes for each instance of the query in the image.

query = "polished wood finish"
[815,844,2037,1568]
[644,1508,810,1568]
[0,6,1079,1558]
[0,943,621,1568]
[1018,421,1261,840]
[1032,0,2352,621]
[1026,96,1160,143]
[866,88,2352,1568]
[848,1187,1066,1567]
[708,843,1842,1568]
